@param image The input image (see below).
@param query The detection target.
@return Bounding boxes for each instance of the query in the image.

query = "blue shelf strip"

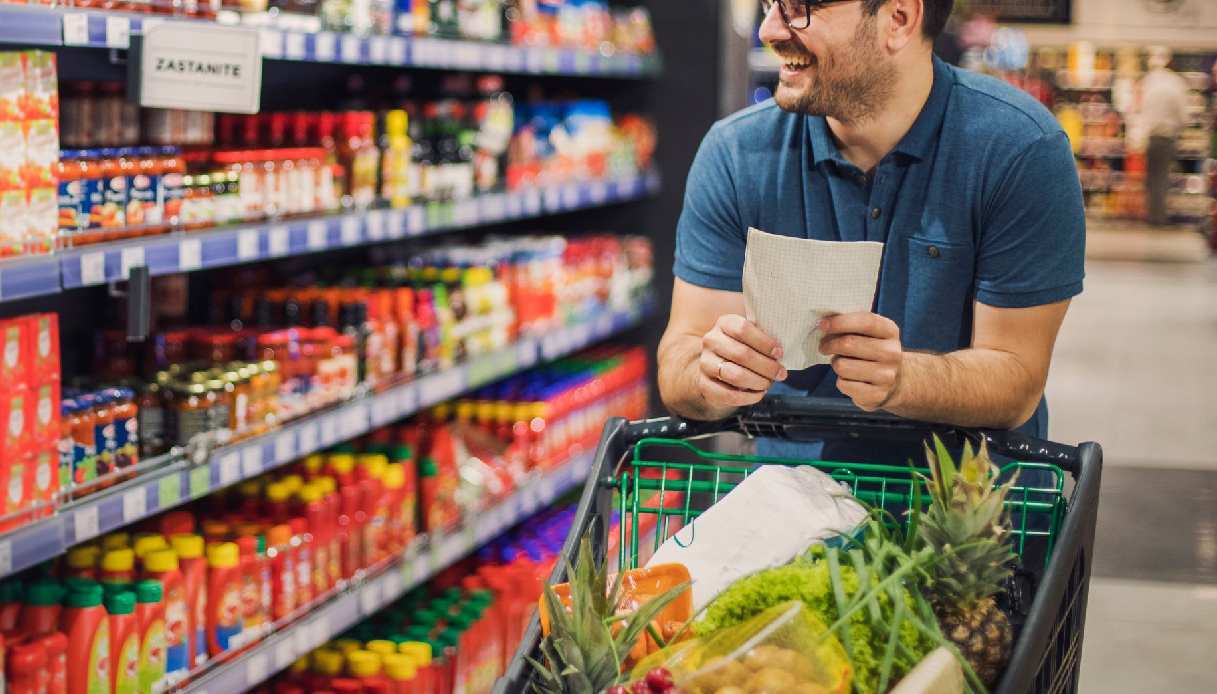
[0,5,660,76]
[181,449,595,693]
[0,170,660,300]
[0,300,648,579]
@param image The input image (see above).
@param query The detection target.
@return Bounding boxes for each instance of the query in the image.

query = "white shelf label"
[218,452,240,486]
[241,446,263,477]
[179,238,202,271]
[381,569,402,599]
[369,36,388,63]
[80,252,106,286]
[273,638,297,671]
[284,32,306,60]
[394,385,416,418]
[359,581,381,615]
[340,216,360,245]
[453,200,477,227]
[268,225,290,256]
[274,432,295,463]
[105,16,130,48]
[310,615,330,648]
[245,653,267,687]
[365,210,385,240]
[524,189,542,215]
[561,184,580,209]
[588,181,608,205]
[62,14,89,46]
[307,220,328,250]
[237,229,259,260]
[388,37,407,64]
[122,489,147,523]
[319,416,337,445]
[315,32,337,62]
[0,540,9,576]
[259,28,283,58]
[386,210,405,238]
[298,422,318,454]
[74,506,99,543]
[120,247,145,279]
[340,34,361,63]
[542,186,561,211]
[419,369,463,405]
[406,206,425,235]
[484,44,506,70]
[292,626,312,656]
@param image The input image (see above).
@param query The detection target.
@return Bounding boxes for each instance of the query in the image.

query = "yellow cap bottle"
[280,474,304,496]
[346,650,382,678]
[365,640,397,657]
[357,454,388,480]
[66,545,101,572]
[399,641,432,665]
[311,648,345,677]
[101,532,131,551]
[302,454,325,477]
[331,638,362,655]
[327,454,355,476]
[265,482,292,505]
[382,464,405,492]
[133,534,169,559]
[170,534,205,560]
[383,652,418,682]
[143,549,179,573]
[100,548,135,574]
[206,542,239,568]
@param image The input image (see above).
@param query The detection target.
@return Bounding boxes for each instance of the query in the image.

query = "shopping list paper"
[742,228,884,370]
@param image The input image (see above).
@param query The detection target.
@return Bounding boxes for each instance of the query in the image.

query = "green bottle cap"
[134,580,163,604]
[391,445,413,461]
[329,443,358,455]
[25,580,65,606]
[414,608,439,624]
[442,587,462,600]
[64,577,100,595]
[404,625,430,640]
[420,458,438,477]
[387,633,409,645]
[104,590,136,615]
[0,579,24,603]
[65,585,104,608]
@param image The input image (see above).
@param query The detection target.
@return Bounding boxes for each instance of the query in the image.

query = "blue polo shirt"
[674,56,1085,452]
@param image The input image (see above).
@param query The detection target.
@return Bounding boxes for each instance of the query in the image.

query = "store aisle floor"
[1047,257,1217,693]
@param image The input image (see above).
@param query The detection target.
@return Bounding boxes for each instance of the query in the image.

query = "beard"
[771,15,896,123]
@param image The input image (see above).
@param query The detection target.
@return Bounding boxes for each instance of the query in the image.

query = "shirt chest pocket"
[902,236,976,352]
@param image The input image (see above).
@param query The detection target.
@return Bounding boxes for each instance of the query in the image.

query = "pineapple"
[917,436,1017,687]
[528,530,688,694]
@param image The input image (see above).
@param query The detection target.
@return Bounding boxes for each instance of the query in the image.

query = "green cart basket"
[495,396,1103,694]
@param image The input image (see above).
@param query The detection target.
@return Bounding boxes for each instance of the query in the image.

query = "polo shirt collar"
[808,54,955,168]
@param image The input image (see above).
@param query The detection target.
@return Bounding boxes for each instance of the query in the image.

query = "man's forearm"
[657,334,738,421]
[884,349,1043,430]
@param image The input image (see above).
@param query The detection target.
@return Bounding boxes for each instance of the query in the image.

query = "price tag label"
[572,322,592,348]
[340,216,361,246]
[106,16,130,49]
[574,51,591,73]
[400,559,415,587]
[526,46,544,72]
[307,220,328,250]
[218,452,240,486]
[419,369,463,405]
[453,200,477,227]
[381,569,402,599]
[456,42,479,69]
[359,581,381,615]
[0,540,10,577]
[122,489,147,523]
[588,181,608,205]
[542,186,561,211]
[245,653,268,687]
[340,34,361,63]
[292,627,312,656]
[394,385,417,418]
[241,446,263,477]
[74,506,100,543]
[237,229,259,260]
[284,32,306,60]
[274,432,295,464]
[523,189,542,215]
[179,238,202,271]
[189,467,210,499]
[63,14,89,46]
[406,206,425,235]
[311,615,331,647]
[561,184,580,209]
[298,422,318,454]
[120,246,146,280]
[274,638,297,671]
[413,38,434,66]
[268,225,290,256]
[319,416,337,446]
[365,210,385,240]
[80,252,106,286]
[159,474,181,508]
[388,37,407,65]
[484,44,506,71]
[315,32,337,62]
[369,36,388,63]
[259,28,283,58]
[386,210,405,238]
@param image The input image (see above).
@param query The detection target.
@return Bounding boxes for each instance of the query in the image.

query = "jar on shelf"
[172,381,214,449]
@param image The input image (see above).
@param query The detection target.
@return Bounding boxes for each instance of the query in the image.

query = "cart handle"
[623,396,1085,473]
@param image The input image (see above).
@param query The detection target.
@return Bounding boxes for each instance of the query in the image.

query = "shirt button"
[927,245,941,259]
[870,207,881,220]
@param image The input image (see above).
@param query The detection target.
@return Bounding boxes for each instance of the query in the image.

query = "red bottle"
[266,524,296,621]
[235,535,267,638]
[288,517,314,606]
[35,632,67,694]
[299,485,331,596]
[62,583,110,694]
[105,591,140,694]
[19,580,65,635]
[143,549,188,678]
[170,534,208,668]
[7,638,46,694]
[338,485,364,578]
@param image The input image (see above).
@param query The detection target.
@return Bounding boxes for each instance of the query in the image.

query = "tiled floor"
[1047,256,1217,692]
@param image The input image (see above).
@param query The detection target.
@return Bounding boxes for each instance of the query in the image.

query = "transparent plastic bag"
[631,600,852,694]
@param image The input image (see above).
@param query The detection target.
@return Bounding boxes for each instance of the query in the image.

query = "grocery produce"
[527,531,689,694]
[916,439,1017,687]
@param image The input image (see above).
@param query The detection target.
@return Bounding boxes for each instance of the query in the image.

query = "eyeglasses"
[759,0,853,30]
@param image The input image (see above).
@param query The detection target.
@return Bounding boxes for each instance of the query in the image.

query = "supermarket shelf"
[179,449,595,693]
[0,300,649,579]
[0,5,660,77]
[0,169,661,300]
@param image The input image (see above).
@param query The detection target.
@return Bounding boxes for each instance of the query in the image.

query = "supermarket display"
[0,50,59,258]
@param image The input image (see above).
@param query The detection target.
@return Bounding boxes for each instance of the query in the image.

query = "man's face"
[759,1,896,123]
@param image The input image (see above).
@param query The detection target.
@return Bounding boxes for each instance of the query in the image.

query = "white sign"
[139,23,262,114]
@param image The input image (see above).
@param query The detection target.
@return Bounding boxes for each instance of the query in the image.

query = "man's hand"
[697,314,788,410]
[819,312,904,412]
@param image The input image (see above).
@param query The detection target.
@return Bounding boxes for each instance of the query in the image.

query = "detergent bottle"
[143,549,188,678]
[170,533,207,668]
[204,542,242,656]
[134,580,166,694]
[104,590,139,694]
[62,581,109,694]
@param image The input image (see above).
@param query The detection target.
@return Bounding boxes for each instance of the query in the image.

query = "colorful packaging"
[204,542,242,656]
[104,590,139,694]
[134,580,167,694]
[143,549,188,678]
[170,534,207,668]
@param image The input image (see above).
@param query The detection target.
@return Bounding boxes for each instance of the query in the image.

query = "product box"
[29,444,57,519]
[0,449,30,531]
[27,379,59,446]
[0,318,29,386]
[0,388,31,528]
[26,312,60,380]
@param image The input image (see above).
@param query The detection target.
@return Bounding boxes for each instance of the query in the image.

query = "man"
[1138,46,1189,227]
[658,0,1084,456]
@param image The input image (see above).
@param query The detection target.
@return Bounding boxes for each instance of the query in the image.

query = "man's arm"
[819,301,1069,429]
[659,278,787,421]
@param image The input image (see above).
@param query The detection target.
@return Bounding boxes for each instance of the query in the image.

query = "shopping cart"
[495,396,1103,694]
